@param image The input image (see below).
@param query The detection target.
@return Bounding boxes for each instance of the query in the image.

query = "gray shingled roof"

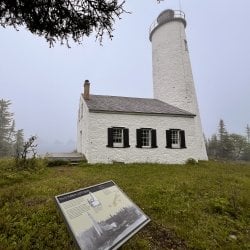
[83,94,195,117]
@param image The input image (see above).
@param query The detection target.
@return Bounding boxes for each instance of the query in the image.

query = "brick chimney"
[83,80,90,100]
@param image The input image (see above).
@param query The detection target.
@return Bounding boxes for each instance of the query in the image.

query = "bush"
[15,158,46,170]
[47,160,70,167]
[185,158,198,165]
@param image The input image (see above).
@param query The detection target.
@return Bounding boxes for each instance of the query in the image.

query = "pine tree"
[217,119,233,159]
[0,99,15,156]
[207,134,219,159]
[218,119,227,141]
[207,120,250,161]
[241,144,250,161]
[0,0,127,46]
[229,133,247,160]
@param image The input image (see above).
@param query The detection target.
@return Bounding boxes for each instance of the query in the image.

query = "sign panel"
[55,181,150,250]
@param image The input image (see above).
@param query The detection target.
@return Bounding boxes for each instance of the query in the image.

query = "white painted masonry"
[151,20,194,112]
[76,9,208,163]
[77,97,89,157]
[86,112,204,164]
[150,10,207,161]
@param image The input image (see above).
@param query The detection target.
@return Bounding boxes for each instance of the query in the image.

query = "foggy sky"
[1,0,250,153]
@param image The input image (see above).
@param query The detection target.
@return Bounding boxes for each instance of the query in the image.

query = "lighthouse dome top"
[149,9,186,41]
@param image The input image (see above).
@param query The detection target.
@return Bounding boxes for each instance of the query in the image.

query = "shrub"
[47,160,70,167]
[14,158,46,170]
[209,197,230,214]
[185,158,198,165]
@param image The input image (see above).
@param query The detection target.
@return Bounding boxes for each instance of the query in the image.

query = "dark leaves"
[0,0,128,46]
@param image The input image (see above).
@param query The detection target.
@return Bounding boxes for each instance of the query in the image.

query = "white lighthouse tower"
[150,9,208,160]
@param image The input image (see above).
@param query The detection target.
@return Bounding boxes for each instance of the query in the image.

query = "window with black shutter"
[107,127,130,148]
[137,128,157,148]
[107,128,113,147]
[123,128,130,148]
[171,130,180,148]
[166,129,186,149]
[166,130,172,148]
[180,130,186,148]
[151,129,157,148]
[136,129,142,148]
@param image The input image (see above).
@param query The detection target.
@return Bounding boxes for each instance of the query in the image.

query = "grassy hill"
[0,160,249,249]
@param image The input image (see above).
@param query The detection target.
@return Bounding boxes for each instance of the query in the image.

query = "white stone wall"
[151,18,208,161]
[76,12,208,163]
[85,112,207,164]
[76,96,89,157]
[152,21,195,113]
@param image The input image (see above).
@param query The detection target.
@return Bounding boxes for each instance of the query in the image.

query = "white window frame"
[112,128,124,147]
[171,130,180,148]
[141,128,152,148]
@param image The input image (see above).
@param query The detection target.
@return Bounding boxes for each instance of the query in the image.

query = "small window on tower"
[184,39,188,51]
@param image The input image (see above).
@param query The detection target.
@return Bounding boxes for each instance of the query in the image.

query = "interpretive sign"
[55,181,150,250]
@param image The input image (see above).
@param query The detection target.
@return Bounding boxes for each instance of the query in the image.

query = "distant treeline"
[206,120,250,161]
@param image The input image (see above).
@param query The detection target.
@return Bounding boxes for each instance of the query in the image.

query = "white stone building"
[77,9,208,164]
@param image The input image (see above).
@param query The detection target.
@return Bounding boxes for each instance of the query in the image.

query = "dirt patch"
[24,197,49,207]
[141,222,187,249]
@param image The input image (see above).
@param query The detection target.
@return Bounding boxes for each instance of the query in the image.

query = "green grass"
[0,159,249,249]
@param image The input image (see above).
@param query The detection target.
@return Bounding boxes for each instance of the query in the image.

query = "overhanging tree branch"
[0,0,128,46]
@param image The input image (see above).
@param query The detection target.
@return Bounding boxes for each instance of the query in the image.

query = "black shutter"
[107,128,113,147]
[123,128,130,148]
[166,130,172,148]
[180,130,186,148]
[136,129,142,148]
[151,129,157,148]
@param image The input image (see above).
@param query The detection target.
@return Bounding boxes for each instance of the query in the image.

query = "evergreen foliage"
[0,0,128,46]
[229,134,247,160]
[241,144,250,161]
[206,119,250,161]
[207,134,219,159]
[0,99,25,158]
[0,99,15,156]
[0,1,164,46]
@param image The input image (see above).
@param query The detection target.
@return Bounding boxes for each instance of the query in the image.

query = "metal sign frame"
[55,180,150,250]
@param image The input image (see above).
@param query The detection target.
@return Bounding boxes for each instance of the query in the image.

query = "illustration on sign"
[55,181,150,250]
